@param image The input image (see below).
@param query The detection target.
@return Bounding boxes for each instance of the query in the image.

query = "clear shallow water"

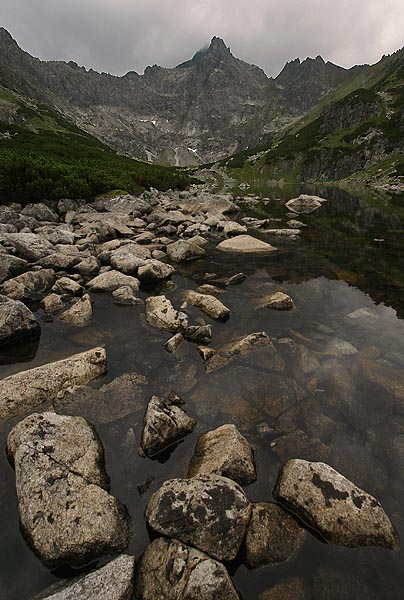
[1,185,404,599]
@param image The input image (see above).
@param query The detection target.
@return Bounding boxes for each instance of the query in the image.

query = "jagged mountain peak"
[176,36,232,69]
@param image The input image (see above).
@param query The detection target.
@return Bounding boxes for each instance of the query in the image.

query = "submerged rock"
[217,234,277,253]
[186,291,230,321]
[146,295,188,332]
[259,578,307,600]
[7,412,130,565]
[273,459,399,549]
[0,295,40,346]
[0,347,107,420]
[257,291,295,311]
[135,538,239,600]
[245,503,305,568]
[187,423,256,485]
[184,324,212,344]
[145,474,251,561]
[32,554,135,600]
[139,395,196,457]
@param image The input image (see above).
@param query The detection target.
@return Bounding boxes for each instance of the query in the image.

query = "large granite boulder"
[139,395,197,457]
[7,412,130,565]
[0,347,107,421]
[285,194,326,214]
[186,291,230,322]
[87,270,140,292]
[59,294,93,326]
[21,202,59,223]
[187,424,256,485]
[166,240,206,263]
[32,554,135,600]
[217,235,277,253]
[135,538,239,600]
[0,232,54,260]
[273,459,399,549]
[137,260,175,284]
[245,503,305,568]
[0,254,28,284]
[0,295,40,346]
[145,474,251,561]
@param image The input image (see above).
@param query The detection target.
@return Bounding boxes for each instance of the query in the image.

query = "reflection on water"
[0,185,404,599]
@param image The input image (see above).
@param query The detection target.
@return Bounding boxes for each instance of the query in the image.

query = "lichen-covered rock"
[187,424,256,485]
[273,459,399,549]
[0,232,54,261]
[0,295,39,346]
[135,538,239,600]
[0,254,28,284]
[166,240,206,263]
[21,202,59,223]
[42,293,65,314]
[184,324,212,343]
[32,554,135,600]
[87,270,140,292]
[0,347,107,420]
[59,294,93,326]
[186,291,230,322]
[146,295,188,332]
[245,503,305,568]
[139,395,196,457]
[109,244,151,274]
[137,259,175,283]
[52,276,83,297]
[217,235,277,253]
[145,474,251,561]
[112,286,142,305]
[2,268,56,302]
[7,412,130,565]
[164,333,184,353]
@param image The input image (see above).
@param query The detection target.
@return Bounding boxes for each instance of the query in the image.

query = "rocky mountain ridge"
[0,28,354,165]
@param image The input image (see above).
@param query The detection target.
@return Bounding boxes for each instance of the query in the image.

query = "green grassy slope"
[220,49,404,188]
[0,86,195,202]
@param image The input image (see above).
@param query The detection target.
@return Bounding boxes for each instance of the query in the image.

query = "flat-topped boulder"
[166,240,206,263]
[87,270,140,292]
[7,412,130,565]
[285,194,327,214]
[0,295,40,347]
[0,232,54,261]
[217,235,277,253]
[0,347,107,421]
[146,474,251,561]
[273,459,399,550]
[135,538,239,600]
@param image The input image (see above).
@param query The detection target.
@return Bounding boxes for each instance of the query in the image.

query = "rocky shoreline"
[0,186,402,599]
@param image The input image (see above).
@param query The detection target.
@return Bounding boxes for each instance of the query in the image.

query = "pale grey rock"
[7,412,130,565]
[33,554,135,600]
[187,423,256,485]
[74,256,100,276]
[186,291,230,321]
[0,254,28,284]
[266,228,301,237]
[0,347,107,420]
[0,294,39,346]
[220,220,247,236]
[245,503,305,568]
[324,337,358,356]
[139,395,196,457]
[87,270,140,292]
[137,259,175,284]
[164,333,184,353]
[135,538,239,600]
[2,269,56,302]
[273,459,399,549]
[179,194,238,215]
[109,244,150,274]
[285,195,326,214]
[166,240,206,263]
[93,193,150,215]
[257,291,295,310]
[217,235,277,253]
[35,225,75,246]
[38,252,80,271]
[0,233,54,261]
[21,202,59,222]
[287,219,306,228]
[59,294,93,326]
[145,474,251,561]
[146,295,188,332]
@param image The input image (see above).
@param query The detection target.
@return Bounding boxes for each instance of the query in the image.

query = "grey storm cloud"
[1,0,404,76]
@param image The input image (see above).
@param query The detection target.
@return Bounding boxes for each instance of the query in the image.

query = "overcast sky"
[1,0,404,77]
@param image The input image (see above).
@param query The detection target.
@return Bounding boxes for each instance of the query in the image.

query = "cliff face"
[0,29,352,165]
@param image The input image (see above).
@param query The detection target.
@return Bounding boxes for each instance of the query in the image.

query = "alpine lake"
[1,180,404,600]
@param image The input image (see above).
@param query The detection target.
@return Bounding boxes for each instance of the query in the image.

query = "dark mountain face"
[0,29,353,165]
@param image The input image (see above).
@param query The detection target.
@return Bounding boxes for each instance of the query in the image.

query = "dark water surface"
[1,184,404,599]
